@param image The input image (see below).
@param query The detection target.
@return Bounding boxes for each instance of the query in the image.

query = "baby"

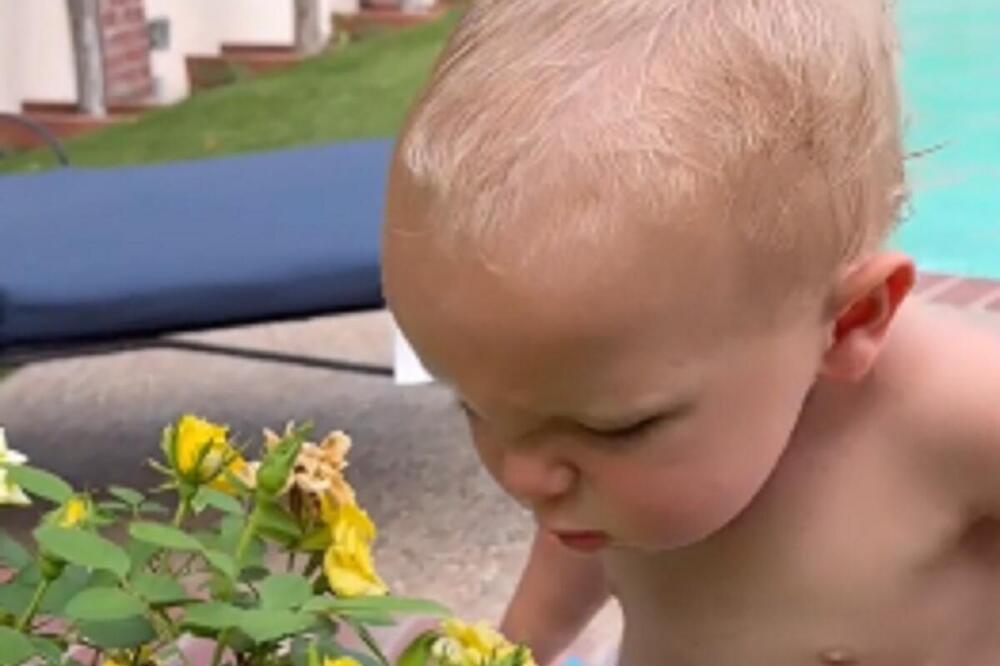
[382,1,1000,664]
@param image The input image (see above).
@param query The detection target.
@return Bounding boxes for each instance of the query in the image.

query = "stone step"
[0,104,141,151]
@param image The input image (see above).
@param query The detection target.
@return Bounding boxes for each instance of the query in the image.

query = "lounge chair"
[0,137,393,376]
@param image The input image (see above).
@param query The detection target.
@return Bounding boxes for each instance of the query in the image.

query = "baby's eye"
[582,402,695,444]
[583,415,664,441]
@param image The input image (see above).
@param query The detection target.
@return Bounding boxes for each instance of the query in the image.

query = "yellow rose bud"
[169,415,247,494]
[39,551,66,581]
[57,496,90,528]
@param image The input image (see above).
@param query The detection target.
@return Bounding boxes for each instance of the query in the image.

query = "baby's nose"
[498,446,576,505]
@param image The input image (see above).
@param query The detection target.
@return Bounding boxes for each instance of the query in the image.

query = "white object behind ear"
[392,319,435,385]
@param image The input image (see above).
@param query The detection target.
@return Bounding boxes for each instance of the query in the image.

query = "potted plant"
[0,417,535,666]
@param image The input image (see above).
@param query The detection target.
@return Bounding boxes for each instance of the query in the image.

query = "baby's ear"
[820,252,915,382]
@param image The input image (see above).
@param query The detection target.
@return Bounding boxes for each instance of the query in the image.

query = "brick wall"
[99,0,153,104]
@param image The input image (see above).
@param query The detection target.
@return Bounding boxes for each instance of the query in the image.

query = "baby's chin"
[610,501,761,553]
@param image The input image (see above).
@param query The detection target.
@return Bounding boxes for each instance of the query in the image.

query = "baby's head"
[383,0,915,550]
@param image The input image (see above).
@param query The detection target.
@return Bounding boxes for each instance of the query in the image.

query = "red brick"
[913,272,952,295]
[985,295,1000,313]
[932,278,1000,307]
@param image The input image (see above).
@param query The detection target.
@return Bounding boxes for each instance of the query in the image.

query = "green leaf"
[396,632,437,666]
[28,636,63,664]
[33,526,130,580]
[78,615,157,649]
[108,486,145,507]
[239,565,271,583]
[254,500,303,546]
[125,539,159,576]
[346,620,391,666]
[138,501,169,516]
[0,531,31,569]
[64,587,146,622]
[182,601,244,632]
[131,573,188,607]
[38,566,91,614]
[8,564,41,586]
[310,629,381,666]
[4,466,73,504]
[97,501,131,514]
[254,426,307,497]
[219,515,245,545]
[202,549,237,580]
[347,610,397,626]
[258,573,312,610]
[0,583,33,616]
[193,487,244,516]
[238,608,316,644]
[301,595,450,618]
[129,521,202,551]
[0,626,37,666]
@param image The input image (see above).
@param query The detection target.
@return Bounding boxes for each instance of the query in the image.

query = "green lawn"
[0,13,457,173]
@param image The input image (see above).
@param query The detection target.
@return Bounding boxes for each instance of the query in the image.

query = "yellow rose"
[323,658,363,666]
[0,428,30,506]
[322,500,387,598]
[57,496,90,528]
[170,415,248,493]
[431,619,537,666]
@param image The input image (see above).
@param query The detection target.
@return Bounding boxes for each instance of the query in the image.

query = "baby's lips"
[551,529,611,553]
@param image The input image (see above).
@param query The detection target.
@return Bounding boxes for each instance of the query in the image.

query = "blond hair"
[395,0,906,287]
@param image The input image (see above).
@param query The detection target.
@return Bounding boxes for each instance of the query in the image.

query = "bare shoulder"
[890,300,1000,512]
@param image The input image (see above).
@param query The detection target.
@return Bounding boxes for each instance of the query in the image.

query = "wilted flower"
[252,427,358,548]
[0,427,30,506]
[164,415,251,493]
[430,619,537,666]
[263,428,356,504]
[322,497,387,598]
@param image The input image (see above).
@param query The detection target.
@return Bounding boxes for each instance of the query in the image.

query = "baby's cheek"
[601,458,748,549]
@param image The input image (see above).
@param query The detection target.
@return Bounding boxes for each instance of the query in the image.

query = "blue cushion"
[0,139,393,351]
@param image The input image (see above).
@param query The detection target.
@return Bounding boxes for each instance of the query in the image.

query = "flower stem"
[210,630,230,666]
[15,578,51,632]
[235,505,260,565]
[208,503,262,666]
[152,609,194,666]
[172,494,191,528]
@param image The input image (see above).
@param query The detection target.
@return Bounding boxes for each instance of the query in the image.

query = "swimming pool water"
[893,0,1000,278]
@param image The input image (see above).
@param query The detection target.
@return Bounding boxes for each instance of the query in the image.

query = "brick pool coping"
[915,272,1000,311]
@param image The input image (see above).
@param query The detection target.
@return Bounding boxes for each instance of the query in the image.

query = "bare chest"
[604,431,1000,666]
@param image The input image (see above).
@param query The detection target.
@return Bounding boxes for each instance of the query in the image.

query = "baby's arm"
[501,528,611,665]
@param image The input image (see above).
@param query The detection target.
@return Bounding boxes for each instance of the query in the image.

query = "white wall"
[0,0,77,113]
[146,0,362,104]
[146,0,298,103]
[327,0,361,18]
